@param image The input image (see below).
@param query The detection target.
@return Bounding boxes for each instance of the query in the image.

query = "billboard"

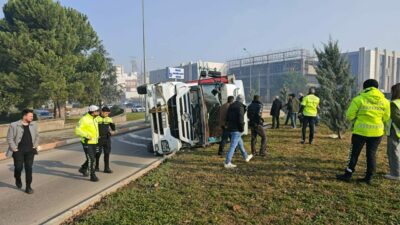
[167,67,185,79]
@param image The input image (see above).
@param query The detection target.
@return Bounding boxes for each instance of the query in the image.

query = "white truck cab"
[138,72,247,155]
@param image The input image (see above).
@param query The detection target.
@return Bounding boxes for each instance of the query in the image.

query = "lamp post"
[142,0,148,122]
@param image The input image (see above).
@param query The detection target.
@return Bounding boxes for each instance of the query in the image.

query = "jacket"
[346,87,390,137]
[292,97,300,113]
[270,99,282,117]
[6,120,39,157]
[219,102,231,128]
[247,100,264,126]
[75,113,99,144]
[286,99,293,113]
[301,94,320,117]
[226,101,245,132]
[95,116,116,138]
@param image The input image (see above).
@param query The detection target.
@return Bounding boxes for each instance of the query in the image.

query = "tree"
[279,84,289,113]
[0,0,105,117]
[281,72,308,95]
[314,38,354,139]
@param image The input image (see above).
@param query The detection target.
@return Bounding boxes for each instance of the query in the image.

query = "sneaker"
[25,187,34,194]
[90,174,99,182]
[15,178,22,189]
[245,154,253,162]
[384,174,400,181]
[336,172,352,182]
[79,168,88,177]
[300,140,305,144]
[224,163,237,169]
[104,168,113,174]
[95,167,100,172]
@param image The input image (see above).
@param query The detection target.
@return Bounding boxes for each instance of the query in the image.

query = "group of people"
[6,105,116,194]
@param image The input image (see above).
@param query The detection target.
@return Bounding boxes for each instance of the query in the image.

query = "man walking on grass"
[247,95,267,157]
[218,96,234,156]
[299,87,320,144]
[224,94,253,168]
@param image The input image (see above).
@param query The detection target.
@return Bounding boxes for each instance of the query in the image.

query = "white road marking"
[127,133,152,141]
[116,137,147,148]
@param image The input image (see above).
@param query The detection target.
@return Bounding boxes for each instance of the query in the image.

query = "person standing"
[247,95,267,156]
[336,79,390,185]
[291,93,300,128]
[95,106,116,173]
[385,83,400,181]
[284,95,293,126]
[7,109,39,194]
[75,105,100,182]
[299,88,320,144]
[298,93,304,127]
[224,94,253,168]
[218,96,234,156]
[270,96,282,129]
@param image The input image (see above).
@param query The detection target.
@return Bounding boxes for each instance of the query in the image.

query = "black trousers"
[272,116,280,128]
[346,134,382,178]
[81,143,97,175]
[13,150,35,187]
[218,128,230,154]
[302,116,316,143]
[251,125,267,155]
[96,138,112,169]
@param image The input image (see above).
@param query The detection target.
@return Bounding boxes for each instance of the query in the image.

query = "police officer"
[336,79,390,185]
[76,105,100,182]
[299,87,320,144]
[95,106,116,173]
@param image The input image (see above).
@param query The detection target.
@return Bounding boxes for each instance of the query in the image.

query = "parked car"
[131,105,145,112]
[34,109,54,120]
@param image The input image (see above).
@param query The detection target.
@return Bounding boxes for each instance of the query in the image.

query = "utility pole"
[243,48,253,97]
[142,0,148,122]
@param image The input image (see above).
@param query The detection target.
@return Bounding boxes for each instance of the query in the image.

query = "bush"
[110,105,124,117]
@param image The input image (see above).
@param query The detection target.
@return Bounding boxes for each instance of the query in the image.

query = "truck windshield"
[201,84,223,139]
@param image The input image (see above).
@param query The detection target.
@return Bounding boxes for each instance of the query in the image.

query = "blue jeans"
[225,131,249,164]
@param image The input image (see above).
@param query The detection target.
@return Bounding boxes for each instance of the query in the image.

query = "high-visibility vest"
[75,113,99,144]
[301,94,320,117]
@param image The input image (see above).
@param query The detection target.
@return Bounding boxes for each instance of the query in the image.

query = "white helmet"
[88,105,100,112]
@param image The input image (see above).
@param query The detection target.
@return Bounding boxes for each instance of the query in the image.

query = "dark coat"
[270,99,282,117]
[247,100,264,126]
[226,101,245,132]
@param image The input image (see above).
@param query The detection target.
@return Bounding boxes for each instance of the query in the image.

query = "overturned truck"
[137,71,247,155]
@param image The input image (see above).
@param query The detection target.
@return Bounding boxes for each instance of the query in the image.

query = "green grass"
[68,119,400,225]
[126,112,145,121]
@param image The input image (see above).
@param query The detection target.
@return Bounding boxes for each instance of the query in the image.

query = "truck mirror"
[137,85,147,95]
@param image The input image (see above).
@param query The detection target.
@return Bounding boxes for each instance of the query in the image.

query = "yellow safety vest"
[301,94,320,117]
[75,113,99,144]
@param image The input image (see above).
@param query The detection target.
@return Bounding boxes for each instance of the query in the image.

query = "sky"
[1,0,400,73]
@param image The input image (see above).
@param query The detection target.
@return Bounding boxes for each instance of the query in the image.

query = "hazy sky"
[1,0,400,72]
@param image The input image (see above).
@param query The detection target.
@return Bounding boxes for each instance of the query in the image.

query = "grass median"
[68,120,400,225]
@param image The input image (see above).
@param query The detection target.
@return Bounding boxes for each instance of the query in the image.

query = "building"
[227,48,318,102]
[149,61,227,83]
[115,65,140,100]
[343,47,400,92]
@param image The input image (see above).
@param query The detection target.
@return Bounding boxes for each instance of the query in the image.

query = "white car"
[131,105,145,112]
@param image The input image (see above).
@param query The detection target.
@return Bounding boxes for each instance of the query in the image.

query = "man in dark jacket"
[270,96,282,129]
[247,95,267,156]
[284,95,293,126]
[224,94,253,168]
[218,96,234,155]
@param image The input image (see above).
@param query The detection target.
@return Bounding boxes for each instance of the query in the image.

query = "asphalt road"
[0,128,157,225]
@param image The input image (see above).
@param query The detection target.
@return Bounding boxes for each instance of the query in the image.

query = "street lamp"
[142,0,149,122]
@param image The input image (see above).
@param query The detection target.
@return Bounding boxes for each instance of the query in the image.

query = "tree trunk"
[337,130,342,139]
[56,101,61,118]
[53,102,57,119]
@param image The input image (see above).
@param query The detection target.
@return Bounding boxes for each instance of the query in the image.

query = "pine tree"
[314,38,354,139]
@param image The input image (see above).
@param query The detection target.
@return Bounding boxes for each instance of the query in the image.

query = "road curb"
[0,124,150,161]
[43,152,175,225]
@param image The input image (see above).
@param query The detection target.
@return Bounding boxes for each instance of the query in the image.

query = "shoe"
[90,174,99,182]
[309,141,313,145]
[218,151,224,156]
[79,168,88,177]
[336,171,352,182]
[25,187,34,194]
[15,178,22,189]
[224,163,237,169]
[357,177,372,185]
[300,140,305,144]
[245,154,253,162]
[384,174,400,181]
[251,152,257,156]
[259,152,267,157]
[95,167,100,172]
[104,168,113,174]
